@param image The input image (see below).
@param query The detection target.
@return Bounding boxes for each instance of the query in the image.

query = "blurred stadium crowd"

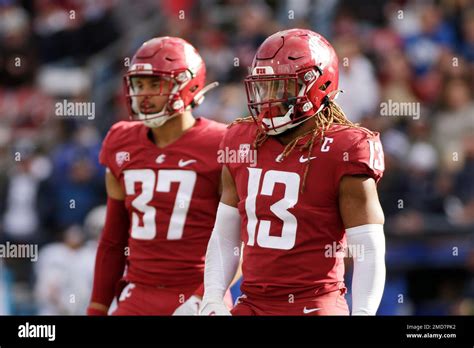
[0,0,473,315]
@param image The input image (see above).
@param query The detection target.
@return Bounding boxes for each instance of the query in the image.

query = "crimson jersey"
[99,118,226,288]
[221,121,384,300]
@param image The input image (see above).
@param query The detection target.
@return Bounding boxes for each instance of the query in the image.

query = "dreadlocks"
[230,102,373,192]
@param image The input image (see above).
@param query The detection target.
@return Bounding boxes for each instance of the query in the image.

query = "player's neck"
[149,111,196,148]
[273,118,317,146]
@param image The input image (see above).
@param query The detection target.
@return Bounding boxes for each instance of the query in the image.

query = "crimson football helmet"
[124,37,217,128]
[245,28,340,135]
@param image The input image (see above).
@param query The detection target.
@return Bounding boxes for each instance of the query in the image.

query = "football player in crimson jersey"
[87,37,233,315]
[200,28,386,316]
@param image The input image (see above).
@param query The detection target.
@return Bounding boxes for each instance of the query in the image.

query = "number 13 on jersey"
[245,168,300,251]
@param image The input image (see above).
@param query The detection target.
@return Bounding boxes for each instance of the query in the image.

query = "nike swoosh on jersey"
[299,155,317,163]
[303,306,322,314]
[178,159,197,167]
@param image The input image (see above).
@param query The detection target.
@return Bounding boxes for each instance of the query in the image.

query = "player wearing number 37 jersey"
[87,37,232,315]
[200,29,386,316]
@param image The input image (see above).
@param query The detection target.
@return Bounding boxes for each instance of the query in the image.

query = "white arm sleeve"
[346,224,386,315]
[203,202,241,301]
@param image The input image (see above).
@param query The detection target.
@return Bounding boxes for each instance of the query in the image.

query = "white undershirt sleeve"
[203,202,241,302]
[346,224,386,315]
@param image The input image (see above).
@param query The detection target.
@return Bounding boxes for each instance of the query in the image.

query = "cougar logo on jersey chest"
[156,154,166,164]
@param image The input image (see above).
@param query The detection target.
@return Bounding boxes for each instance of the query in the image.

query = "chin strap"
[313,89,345,115]
[327,89,344,103]
[192,81,219,107]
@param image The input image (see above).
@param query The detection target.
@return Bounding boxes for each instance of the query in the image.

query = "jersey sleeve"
[218,128,227,153]
[335,132,385,185]
[217,124,240,183]
[218,125,233,165]
[99,127,120,179]
[205,120,227,170]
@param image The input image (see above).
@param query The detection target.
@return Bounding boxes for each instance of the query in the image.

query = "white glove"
[172,295,202,316]
[199,299,231,316]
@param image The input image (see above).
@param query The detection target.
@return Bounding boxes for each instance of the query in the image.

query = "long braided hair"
[230,101,371,191]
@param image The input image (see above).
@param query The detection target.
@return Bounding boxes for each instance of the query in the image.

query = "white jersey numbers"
[124,169,197,240]
[368,140,384,171]
[245,168,300,250]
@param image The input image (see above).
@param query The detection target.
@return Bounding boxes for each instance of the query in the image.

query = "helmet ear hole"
[319,81,331,91]
[189,85,199,93]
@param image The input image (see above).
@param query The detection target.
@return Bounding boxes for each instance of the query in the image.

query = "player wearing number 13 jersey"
[200,29,386,316]
[87,37,232,315]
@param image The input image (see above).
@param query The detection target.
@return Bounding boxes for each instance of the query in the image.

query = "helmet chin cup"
[136,100,179,128]
[261,105,298,135]
[143,116,168,128]
[261,103,318,136]
[141,112,179,128]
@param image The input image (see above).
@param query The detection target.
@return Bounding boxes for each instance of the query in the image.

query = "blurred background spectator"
[34,206,104,315]
[0,0,472,315]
